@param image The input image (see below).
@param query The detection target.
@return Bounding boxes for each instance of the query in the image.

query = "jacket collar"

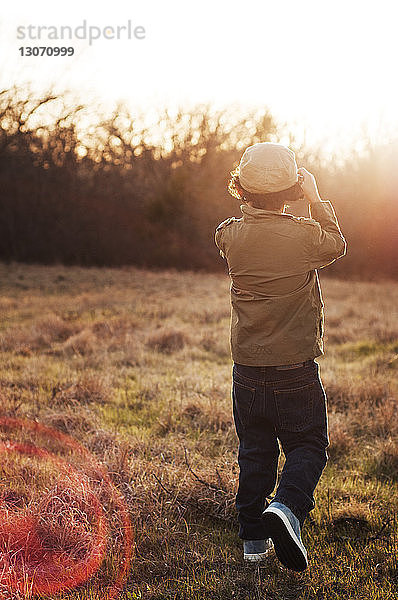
[240,203,289,220]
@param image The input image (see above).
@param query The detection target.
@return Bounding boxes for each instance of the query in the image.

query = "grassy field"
[0,262,397,600]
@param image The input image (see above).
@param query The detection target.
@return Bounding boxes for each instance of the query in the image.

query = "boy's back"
[215,198,346,366]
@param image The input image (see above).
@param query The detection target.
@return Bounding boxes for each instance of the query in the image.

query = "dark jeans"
[232,359,329,540]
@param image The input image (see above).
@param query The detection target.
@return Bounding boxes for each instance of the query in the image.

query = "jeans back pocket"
[274,382,315,433]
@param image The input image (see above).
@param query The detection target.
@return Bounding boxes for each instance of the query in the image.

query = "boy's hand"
[297,167,321,203]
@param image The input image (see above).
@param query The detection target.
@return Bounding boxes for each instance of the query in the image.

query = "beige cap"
[238,142,298,193]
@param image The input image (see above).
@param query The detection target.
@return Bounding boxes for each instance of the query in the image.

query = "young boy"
[215,142,346,571]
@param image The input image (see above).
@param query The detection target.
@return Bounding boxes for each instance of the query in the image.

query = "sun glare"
[2,0,398,151]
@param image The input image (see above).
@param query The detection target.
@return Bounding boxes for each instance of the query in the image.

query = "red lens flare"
[0,416,134,599]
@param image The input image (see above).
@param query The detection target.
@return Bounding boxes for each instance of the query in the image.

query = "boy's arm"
[306,200,347,269]
[297,167,346,269]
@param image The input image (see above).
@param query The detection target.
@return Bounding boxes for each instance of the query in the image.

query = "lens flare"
[0,416,134,599]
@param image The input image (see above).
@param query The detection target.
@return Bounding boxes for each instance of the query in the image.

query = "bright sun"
[2,0,398,151]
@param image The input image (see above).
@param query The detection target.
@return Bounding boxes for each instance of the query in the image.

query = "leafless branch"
[183,447,227,494]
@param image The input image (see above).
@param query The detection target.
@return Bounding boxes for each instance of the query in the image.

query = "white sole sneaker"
[262,506,308,571]
[243,539,274,562]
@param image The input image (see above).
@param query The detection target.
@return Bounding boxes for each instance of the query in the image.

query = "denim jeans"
[232,359,329,540]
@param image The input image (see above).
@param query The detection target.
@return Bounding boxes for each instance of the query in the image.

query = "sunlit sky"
[2,0,398,154]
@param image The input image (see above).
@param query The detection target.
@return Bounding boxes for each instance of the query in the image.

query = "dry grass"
[0,262,397,599]
[146,328,188,354]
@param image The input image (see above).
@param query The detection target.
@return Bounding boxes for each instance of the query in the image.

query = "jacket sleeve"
[305,201,347,269]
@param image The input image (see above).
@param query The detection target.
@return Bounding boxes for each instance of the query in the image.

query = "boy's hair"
[228,166,304,211]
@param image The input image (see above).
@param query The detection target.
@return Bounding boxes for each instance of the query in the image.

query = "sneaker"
[243,538,274,562]
[262,501,308,571]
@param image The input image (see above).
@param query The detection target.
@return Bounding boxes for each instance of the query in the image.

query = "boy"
[215,142,346,571]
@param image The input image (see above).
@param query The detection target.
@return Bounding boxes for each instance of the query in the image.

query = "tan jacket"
[215,201,346,366]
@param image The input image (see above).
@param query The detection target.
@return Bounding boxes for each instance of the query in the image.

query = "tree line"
[0,86,396,279]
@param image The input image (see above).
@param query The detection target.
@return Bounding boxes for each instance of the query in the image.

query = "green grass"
[0,262,397,599]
